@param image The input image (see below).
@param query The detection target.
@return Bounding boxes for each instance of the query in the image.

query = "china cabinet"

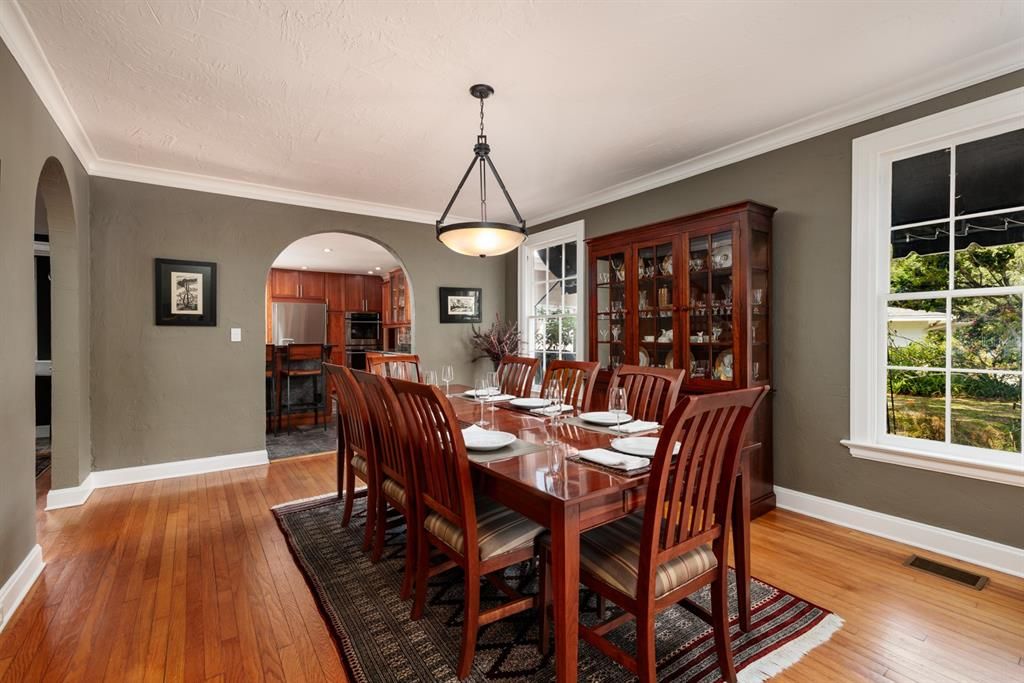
[587,200,776,514]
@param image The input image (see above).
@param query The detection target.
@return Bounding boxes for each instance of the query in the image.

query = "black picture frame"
[154,258,217,326]
[438,287,482,324]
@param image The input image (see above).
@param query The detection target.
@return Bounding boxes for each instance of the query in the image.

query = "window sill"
[841,440,1024,487]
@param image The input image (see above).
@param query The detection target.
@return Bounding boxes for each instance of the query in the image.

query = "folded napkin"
[609,420,660,434]
[462,424,487,436]
[577,448,649,471]
[530,403,574,415]
[482,394,516,403]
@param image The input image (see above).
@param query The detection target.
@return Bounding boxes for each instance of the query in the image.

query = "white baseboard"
[45,449,269,510]
[774,486,1024,579]
[0,544,44,633]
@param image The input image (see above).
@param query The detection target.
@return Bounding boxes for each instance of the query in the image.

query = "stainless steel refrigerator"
[271,302,326,345]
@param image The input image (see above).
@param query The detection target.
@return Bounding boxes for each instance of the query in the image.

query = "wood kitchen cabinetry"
[270,268,325,300]
[265,268,384,344]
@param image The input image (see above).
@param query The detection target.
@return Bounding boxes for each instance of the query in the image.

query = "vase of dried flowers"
[469,315,521,368]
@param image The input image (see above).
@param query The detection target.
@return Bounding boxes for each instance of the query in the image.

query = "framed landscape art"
[438,286,482,324]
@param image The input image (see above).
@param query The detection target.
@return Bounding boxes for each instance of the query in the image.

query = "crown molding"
[88,158,447,225]
[531,38,1024,226]
[4,0,1022,229]
[0,0,97,167]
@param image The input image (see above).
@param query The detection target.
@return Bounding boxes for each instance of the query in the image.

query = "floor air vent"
[904,554,988,590]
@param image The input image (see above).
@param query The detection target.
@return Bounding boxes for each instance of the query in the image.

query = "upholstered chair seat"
[424,496,544,561]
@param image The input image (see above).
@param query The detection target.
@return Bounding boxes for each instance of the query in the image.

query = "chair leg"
[370,493,385,565]
[360,481,376,557]
[711,568,737,683]
[286,375,292,433]
[400,512,416,601]
[457,571,481,679]
[340,456,355,527]
[636,609,657,683]
[596,595,607,620]
[411,529,430,621]
[538,547,551,656]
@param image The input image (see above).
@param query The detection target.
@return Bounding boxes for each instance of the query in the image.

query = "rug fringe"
[738,613,844,683]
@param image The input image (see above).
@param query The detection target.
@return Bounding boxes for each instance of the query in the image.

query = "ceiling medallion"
[436,84,527,258]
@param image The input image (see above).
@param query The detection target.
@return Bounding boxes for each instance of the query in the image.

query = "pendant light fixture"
[436,84,527,258]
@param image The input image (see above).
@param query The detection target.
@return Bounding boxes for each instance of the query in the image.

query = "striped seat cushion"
[424,496,543,561]
[381,478,406,508]
[351,456,368,478]
[554,513,717,599]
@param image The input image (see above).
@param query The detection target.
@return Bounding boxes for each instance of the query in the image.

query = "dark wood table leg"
[550,502,580,682]
[733,461,752,632]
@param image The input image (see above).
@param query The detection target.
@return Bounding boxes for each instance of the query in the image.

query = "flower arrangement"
[469,315,521,367]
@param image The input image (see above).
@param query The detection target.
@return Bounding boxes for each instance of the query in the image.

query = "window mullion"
[944,146,956,446]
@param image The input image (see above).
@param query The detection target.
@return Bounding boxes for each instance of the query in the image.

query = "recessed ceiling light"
[374,266,382,271]
[367,270,373,274]
[301,266,309,270]
[323,247,333,253]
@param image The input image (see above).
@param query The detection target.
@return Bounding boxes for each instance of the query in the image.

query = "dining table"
[444,385,755,683]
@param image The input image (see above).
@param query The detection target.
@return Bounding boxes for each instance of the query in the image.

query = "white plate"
[462,429,516,451]
[510,397,551,409]
[578,411,633,426]
[610,437,681,458]
[638,348,650,367]
[463,388,499,398]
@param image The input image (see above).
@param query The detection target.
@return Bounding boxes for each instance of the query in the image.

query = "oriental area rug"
[274,495,842,682]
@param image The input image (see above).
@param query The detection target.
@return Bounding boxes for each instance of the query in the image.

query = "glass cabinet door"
[594,250,629,371]
[750,229,770,384]
[636,240,677,369]
[686,230,736,385]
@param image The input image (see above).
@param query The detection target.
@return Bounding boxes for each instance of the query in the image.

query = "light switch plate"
[230,327,242,342]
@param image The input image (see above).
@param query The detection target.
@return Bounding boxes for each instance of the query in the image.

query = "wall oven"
[345,312,381,346]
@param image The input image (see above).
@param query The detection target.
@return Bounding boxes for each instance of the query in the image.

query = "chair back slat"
[496,355,539,397]
[351,370,410,489]
[639,387,769,585]
[325,364,370,460]
[390,378,477,551]
[607,364,684,422]
[367,352,421,382]
[541,360,599,410]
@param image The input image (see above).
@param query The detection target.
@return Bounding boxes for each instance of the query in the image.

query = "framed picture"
[439,287,482,324]
[154,258,217,326]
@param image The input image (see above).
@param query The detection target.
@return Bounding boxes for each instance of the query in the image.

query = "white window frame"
[845,87,1024,487]
[518,221,586,388]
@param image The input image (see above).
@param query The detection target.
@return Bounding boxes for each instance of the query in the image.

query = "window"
[518,221,585,387]
[847,88,1024,486]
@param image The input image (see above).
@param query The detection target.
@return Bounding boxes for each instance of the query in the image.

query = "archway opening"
[262,232,413,461]
[34,157,85,496]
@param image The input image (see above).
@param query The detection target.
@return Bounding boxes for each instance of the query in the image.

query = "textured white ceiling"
[16,0,1024,224]
[271,232,399,274]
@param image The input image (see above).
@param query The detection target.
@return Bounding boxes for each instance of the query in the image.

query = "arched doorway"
[35,157,88,493]
[262,232,414,461]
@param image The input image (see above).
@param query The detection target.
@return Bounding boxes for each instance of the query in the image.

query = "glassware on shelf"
[752,288,764,305]
[599,326,610,342]
[690,360,710,378]
[722,282,733,304]
[711,326,722,343]
[611,324,622,342]
[689,256,705,272]
[752,362,760,380]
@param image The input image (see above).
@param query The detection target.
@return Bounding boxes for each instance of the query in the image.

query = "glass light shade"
[437,222,527,258]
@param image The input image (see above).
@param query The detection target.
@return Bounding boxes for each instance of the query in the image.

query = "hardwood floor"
[1,453,1021,682]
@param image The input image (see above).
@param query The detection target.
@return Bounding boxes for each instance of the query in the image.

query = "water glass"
[475,378,490,427]
[423,370,438,386]
[543,379,563,445]
[441,364,454,396]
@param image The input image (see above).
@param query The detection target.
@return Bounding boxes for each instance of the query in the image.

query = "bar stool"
[265,344,277,434]
[279,343,327,433]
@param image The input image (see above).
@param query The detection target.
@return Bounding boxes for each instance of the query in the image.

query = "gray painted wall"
[515,71,1024,548]
[89,178,505,470]
[0,42,91,587]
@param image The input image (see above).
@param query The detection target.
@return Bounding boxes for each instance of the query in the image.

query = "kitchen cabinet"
[326,312,347,364]
[298,270,325,300]
[344,275,382,312]
[326,273,347,312]
[270,269,300,298]
[364,277,382,311]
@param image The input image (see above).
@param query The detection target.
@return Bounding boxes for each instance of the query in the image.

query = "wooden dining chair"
[389,378,544,679]
[538,386,769,682]
[350,370,419,598]
[541,359,600,410]
[324,364,377,553]
[495,355,540,397]
[606,364,684,422]
[366,352,422,382]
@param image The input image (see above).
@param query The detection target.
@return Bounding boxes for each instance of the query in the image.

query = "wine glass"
[441,364,454,396]
[542,378,563,445]
[423,370,438,386]
[609,387,628,431]
[485,370,500,418]
[475,378,490,427]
